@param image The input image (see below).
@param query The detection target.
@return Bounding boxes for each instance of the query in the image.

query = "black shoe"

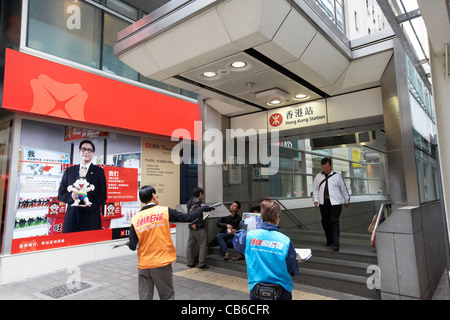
[325,243,332,247]
[198,265,210,270]
[232,254,245,261]
[224,252,233,260]
[187,264,196,268]
[332,246,339,252]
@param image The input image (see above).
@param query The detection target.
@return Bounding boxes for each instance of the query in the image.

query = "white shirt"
[313,170,350,206]
[79,162,92,177]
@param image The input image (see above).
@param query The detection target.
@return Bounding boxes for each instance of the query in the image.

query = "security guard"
[128,185,213,300]
[233,200,299,300]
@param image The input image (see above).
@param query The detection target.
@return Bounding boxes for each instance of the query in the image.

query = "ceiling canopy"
[115,0,394,117]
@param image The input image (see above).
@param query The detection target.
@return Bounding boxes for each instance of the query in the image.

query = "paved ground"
[0,253,448,301]
[0,253,366,301]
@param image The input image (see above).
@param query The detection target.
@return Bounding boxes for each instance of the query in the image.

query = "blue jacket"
[233,222,299,292]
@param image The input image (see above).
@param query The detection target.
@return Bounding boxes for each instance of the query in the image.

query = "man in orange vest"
[128,185,214,300]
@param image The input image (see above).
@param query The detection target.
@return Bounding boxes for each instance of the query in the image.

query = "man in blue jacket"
[233,200,299,300]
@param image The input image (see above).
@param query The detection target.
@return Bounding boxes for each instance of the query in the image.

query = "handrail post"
[267,197,309,230]
[370,203,391,247]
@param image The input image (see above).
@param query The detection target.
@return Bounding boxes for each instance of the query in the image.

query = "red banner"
[11,229,113,254]
[64,126,109,142]
[2,49,200,137]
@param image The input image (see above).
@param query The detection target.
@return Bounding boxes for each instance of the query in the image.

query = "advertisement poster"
[243,212,262,231]
[11,152,139,254]
[103,166,138,202]
[141,139,180,209]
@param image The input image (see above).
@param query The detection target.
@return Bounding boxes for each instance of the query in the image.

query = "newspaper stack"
[295,248,312,262]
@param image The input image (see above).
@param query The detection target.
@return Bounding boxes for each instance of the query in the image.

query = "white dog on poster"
[67,177,95,206]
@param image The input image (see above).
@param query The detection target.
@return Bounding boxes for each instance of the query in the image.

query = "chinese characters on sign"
[141,139,180,208]
[103,167,138,202]
[268,101,327,131]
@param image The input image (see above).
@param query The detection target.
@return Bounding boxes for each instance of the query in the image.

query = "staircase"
[206,230,379,299]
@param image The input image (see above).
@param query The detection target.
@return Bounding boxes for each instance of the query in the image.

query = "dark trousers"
[319,203,342,247]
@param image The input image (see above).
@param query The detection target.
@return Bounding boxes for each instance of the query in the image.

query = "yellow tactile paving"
[174,268,335,300]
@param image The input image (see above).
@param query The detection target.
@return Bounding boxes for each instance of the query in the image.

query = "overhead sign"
[268,100,327,131]
[2,49,199,138]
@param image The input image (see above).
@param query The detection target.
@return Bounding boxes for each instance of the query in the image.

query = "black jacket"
[187,197,204,230]
[216,213,242,233]
[58,164,107,233]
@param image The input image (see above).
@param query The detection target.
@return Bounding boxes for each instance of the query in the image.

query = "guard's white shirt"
[313,170,350,206]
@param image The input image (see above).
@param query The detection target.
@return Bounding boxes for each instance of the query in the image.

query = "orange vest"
[131,205,176,269]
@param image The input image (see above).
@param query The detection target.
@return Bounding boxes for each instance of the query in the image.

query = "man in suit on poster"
[58,140,107,233]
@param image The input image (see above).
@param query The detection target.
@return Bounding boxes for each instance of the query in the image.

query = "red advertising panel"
[103,166,138,202]
[2,49,200,137]
[64,126,109,142]
[11,229,113,254]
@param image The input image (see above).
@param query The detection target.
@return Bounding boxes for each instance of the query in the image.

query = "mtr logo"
[269,113,283,127]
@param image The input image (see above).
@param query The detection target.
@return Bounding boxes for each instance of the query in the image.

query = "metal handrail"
[370,203,391,247]
[268,198,309,230]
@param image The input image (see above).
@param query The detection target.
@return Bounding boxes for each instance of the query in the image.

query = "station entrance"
[221,126,389,237]
[197,114,389,299]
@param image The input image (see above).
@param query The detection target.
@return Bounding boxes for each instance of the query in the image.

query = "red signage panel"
[2,49,199,137]
[103,166,138,202]
[11,229,113,254]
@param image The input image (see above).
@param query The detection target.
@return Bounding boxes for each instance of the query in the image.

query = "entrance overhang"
[114,0,394,117]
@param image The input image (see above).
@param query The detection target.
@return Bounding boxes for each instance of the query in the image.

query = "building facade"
[0,0,449,300]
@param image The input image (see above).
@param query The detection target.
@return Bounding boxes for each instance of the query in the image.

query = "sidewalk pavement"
[0,252,365,301]
[0,252,448,300]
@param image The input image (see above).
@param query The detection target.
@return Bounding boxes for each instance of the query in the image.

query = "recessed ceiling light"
[202,71,217,78]
[231,61,247,68]
[255,88,289,106]
[294,93,309,100]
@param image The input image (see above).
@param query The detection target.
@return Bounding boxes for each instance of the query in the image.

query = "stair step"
[297,268,378,299]
[206,229,379,299]
[205,253,378,299]
[301,256,373,277]
[281,229,373,247]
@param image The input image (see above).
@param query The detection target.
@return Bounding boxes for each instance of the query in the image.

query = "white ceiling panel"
[340,50,393,89]
[217,0,291,47]
[145,8,232,71]
[115,0,395,117]
[255,8,317,63]
[299,32,350,86]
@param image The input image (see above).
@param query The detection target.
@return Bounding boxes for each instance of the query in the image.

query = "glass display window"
[11,119,143,253]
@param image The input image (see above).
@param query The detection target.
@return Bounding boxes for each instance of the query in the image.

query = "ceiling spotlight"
[294,93,308,100]
[255,88,289,106]
[202,71,217,78]
[269,98,282,105]
[231,61,247,68]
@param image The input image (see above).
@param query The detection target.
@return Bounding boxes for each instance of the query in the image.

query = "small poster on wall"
[141,139,180,208]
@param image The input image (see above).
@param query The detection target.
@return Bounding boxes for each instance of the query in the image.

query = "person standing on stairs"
[233,200,299,300]
[313,157,350,252]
